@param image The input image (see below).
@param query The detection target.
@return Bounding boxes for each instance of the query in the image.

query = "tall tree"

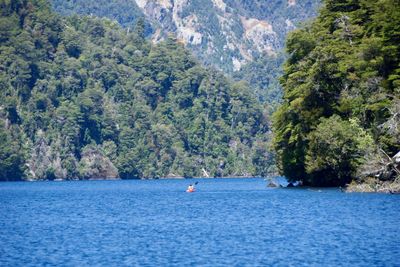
[273,0,400,186]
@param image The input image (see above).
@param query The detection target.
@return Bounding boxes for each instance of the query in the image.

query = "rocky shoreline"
[18,176,400,194]
[265,177,400,194]
[345,178,400,194]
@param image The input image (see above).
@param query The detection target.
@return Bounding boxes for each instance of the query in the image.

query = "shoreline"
[5,177,400,194]
[5,176,266,182]
[345,179,400,194]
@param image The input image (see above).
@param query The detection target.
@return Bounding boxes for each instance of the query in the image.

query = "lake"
[0,178,399,266]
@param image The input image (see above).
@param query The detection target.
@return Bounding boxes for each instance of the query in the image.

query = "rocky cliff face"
[25,132,119,180]
[51,0,320,103]
[134,0,320,72]
[79,145,119,179]
[26,130,70,180]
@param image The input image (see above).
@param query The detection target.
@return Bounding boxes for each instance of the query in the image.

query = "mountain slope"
[0,0,273,180]
[51,0,321,104]
[51,0,152,33]
[134,0,320,72]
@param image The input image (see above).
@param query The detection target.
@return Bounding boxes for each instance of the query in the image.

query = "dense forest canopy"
[51,0,153,35]
[0,0,274,181]
[49,0,320,108]
[273,0,400,186]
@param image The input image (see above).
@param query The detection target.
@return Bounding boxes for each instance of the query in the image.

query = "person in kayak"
[187,184,195,192]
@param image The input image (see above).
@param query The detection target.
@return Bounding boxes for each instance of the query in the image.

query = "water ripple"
[0,179,399,266]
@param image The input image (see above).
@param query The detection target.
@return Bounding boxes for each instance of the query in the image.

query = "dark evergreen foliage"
[0,0,273,180]
[273,0,400,186]
[50,0,152,35]
[49,0,321,106]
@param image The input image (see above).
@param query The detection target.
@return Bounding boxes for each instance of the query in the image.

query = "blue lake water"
[0,178,399,266]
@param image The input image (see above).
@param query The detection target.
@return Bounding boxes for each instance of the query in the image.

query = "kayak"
[186,189,195,193]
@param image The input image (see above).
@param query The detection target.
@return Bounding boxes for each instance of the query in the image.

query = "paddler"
[187,184,194,192]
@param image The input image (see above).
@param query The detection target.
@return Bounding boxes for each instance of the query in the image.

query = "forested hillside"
[0,0,273,181]
[50,0,321,106]
[273,0,400,187]
[51,0,153,35]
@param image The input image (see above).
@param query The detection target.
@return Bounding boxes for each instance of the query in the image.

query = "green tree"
[273,0,400,186]
[0,121,25,181]
[0,0,272,180]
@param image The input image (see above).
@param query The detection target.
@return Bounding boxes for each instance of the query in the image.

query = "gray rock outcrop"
[79,145,119,179]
